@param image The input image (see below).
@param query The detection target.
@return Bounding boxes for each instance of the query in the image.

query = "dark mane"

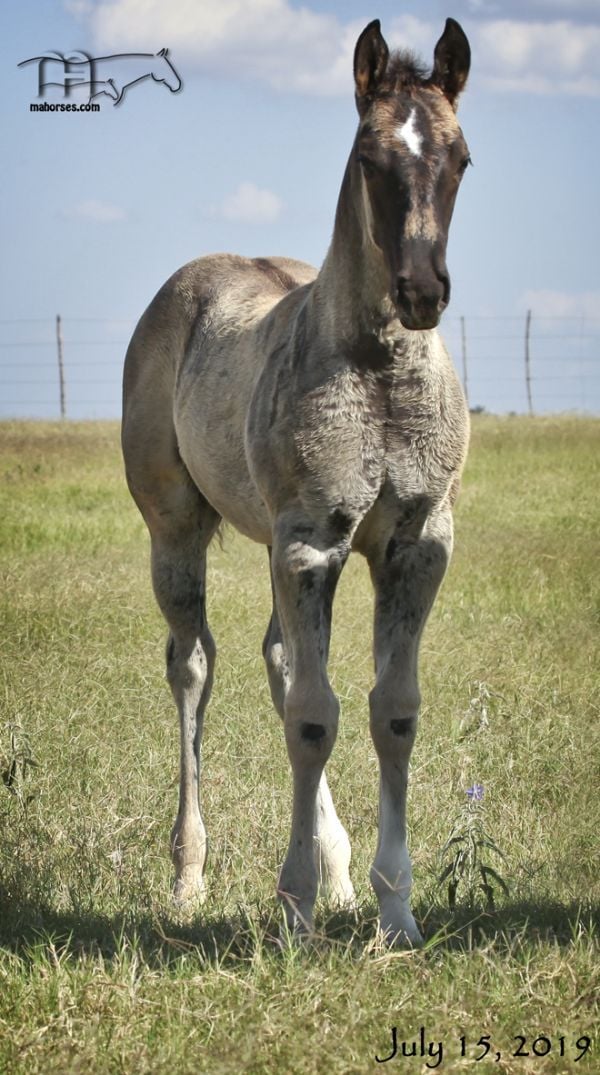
[380,49,430,93]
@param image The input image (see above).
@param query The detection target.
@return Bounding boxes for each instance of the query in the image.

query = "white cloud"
[528,0,600,11]
[219,182,282,223]
[64,0,94,15]
[85,0,349,95]
[64,199,127,222]
[75,2,444,96]
[387,15,438,57]
[520,290,600,319]
[66,1,600,97]
[474,19,600,95]
[460,1,600,19]
[464,1,498,12]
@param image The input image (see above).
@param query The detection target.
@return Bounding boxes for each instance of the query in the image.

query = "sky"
[1,0,599,418]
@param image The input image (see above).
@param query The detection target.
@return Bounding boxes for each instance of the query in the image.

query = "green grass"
[1,417,599,1074]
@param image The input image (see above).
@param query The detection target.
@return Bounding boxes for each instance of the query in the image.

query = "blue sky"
[2,0,599,417]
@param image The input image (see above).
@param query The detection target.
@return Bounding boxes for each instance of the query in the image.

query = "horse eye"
[357,153,377,175]
[459,154,473,174]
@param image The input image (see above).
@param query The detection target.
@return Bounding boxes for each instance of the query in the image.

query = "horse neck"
[311,153,396,350]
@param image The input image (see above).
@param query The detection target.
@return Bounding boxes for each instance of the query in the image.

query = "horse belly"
[180,435,272,543]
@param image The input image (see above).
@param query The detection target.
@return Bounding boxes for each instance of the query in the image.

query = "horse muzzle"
[394,239,451,331]
[395,274,450,331]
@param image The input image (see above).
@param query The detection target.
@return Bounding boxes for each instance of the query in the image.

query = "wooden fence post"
[460,315,469,407]
[56,314,66,419]
[524,308,533,416]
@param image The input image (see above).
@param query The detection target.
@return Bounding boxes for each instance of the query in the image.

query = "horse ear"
[354,20,389,99]
[430,18,470,108]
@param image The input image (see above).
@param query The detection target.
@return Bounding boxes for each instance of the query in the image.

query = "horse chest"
[294,365,452,488]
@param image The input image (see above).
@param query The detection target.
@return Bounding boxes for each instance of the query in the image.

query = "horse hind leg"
[313,773,355,908]
[128,454,221,903]
[158,535,217,903]
[262,549,355,912]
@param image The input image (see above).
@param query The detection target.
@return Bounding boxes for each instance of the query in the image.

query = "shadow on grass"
[0,883,597,969]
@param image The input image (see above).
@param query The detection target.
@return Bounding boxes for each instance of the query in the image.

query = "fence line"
[1,313,599,418]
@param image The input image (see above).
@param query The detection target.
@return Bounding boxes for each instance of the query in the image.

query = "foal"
[122,18,471,946]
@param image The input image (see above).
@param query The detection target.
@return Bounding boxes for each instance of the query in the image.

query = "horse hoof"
[172,870,207,906]
[277,920,316,950]
[323,879,358,911]
[379,915,424,949]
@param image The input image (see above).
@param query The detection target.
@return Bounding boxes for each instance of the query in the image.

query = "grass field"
[0,416,598,1074]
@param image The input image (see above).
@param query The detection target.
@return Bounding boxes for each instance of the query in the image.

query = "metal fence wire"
[1,313,599,418]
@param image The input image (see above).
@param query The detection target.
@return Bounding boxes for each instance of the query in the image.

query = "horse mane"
[379,49,431,94]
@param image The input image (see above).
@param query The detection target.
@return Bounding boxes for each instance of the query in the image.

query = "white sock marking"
[395,109,422,157]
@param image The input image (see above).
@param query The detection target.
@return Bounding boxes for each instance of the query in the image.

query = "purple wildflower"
[466,783,484,801]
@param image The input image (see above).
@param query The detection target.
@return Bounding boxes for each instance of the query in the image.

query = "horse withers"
[122,17,472,946]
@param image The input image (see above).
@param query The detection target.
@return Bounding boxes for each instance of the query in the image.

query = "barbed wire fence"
[1,313,599,418]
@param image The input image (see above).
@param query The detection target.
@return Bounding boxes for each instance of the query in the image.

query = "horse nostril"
[438,274,450,308]
[396,275,410,301]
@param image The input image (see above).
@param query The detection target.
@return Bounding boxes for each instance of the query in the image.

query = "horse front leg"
[263,550,354,909]
[271,512,350,936]
[367,510,453,946]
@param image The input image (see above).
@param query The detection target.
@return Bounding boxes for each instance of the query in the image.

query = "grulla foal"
[122,17,472,945]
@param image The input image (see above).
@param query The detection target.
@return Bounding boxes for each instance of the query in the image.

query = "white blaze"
[395,109,422,157]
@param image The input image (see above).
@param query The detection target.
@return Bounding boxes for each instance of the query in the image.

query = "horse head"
[352,18,471,330]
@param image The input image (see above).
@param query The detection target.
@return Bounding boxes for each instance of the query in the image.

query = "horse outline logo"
[18,48,183,106]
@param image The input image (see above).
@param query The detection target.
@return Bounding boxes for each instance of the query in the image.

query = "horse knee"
[166,631,214,701]
[369,678,420,755]
[284,681,339,762]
